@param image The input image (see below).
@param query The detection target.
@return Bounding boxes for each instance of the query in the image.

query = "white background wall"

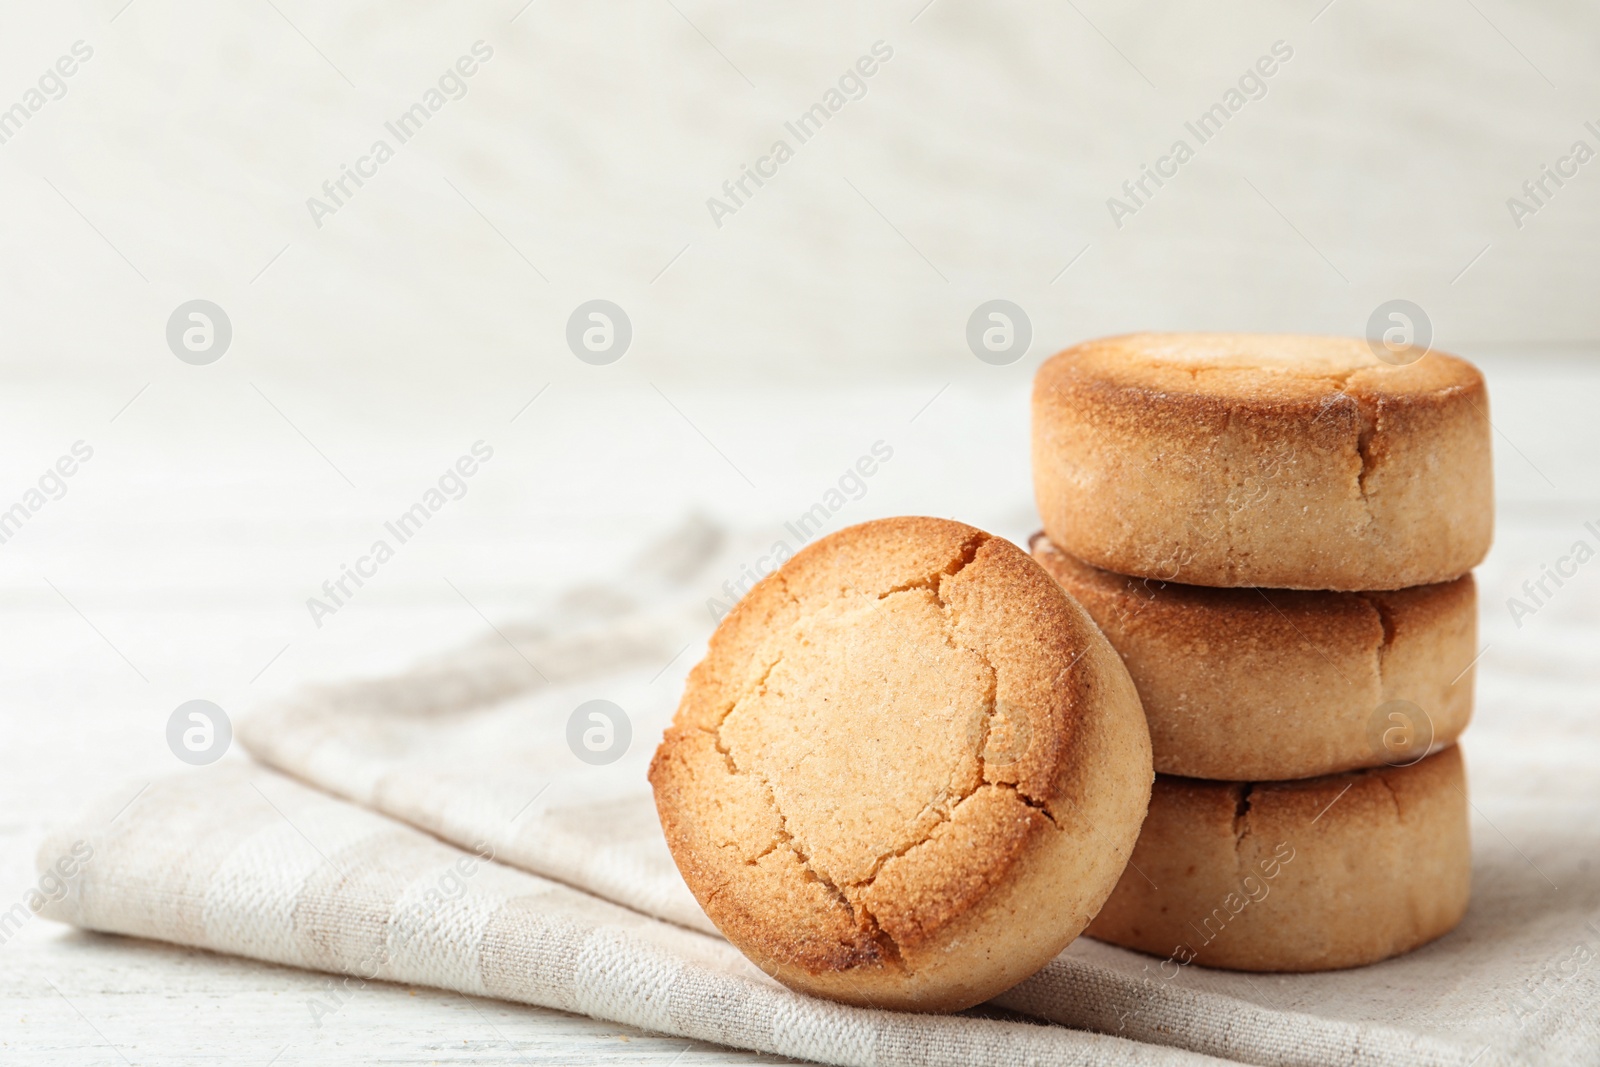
[1,0,1596,389]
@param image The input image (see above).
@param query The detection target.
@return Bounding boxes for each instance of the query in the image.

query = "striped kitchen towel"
[37,516,1600,1066]
[36,765,1227,1067]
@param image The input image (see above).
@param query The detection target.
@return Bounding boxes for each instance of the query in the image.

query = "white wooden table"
[3,359,1598,1065]
[0,372,1044,1066]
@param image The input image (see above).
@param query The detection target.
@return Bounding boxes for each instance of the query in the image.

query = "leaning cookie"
[1032,332,1494,590]
[1031,535,1477,780]
[649,517,1153,1012]
[1087,746,1470,972]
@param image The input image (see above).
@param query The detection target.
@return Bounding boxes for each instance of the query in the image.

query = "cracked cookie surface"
[718,587,991,889]
[1032,332,1493,590]
[650,516,1154,1012]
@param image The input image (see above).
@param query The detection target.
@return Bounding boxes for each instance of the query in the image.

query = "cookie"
[649,517,1153,1012]
[1031,535,1477,780]
[1032,333,1494,590]
[1087,745,1470,972]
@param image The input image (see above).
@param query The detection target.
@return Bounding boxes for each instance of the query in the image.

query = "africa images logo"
[704,41,894,228]
[305,42,495,228]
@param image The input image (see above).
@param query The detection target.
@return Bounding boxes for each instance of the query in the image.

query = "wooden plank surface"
[3,360,1598,1063]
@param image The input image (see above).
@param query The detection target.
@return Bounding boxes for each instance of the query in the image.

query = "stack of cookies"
[650,331,1494,1013]
[1029,332,1493,971]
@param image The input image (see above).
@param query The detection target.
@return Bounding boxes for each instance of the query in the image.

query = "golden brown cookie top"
[650,517,1108,983]
[1038,331,1484,408]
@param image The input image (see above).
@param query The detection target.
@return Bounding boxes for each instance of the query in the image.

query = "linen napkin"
[39,517,1600,1066]
[37,765,1228,1067]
